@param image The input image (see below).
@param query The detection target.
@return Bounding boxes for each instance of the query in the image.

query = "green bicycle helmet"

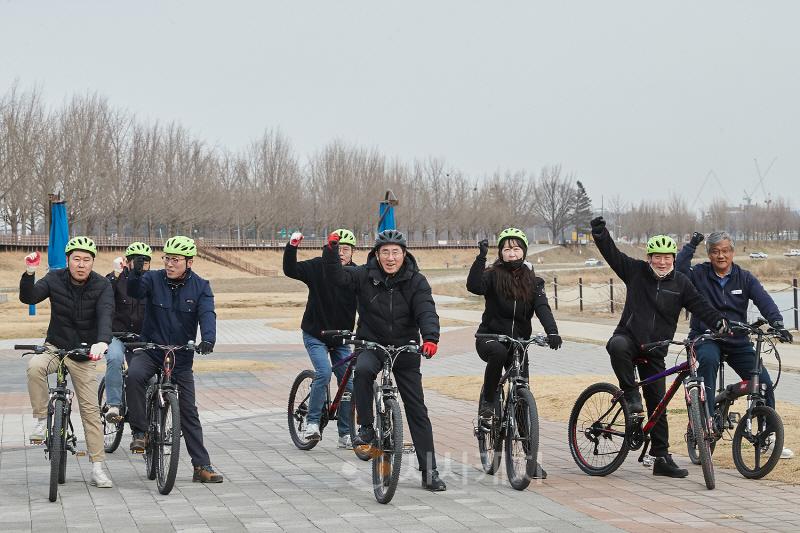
[65,236,97,257]
[646,235,677,255]
[497,227,529,249]
[163,235,197,257]
[332,228,357,247]
[125,241,153,259]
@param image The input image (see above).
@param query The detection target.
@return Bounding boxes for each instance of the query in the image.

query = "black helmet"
[374,229,407,251]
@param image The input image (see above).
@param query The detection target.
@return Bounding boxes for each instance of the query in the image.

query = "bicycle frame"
[327,350,358,419]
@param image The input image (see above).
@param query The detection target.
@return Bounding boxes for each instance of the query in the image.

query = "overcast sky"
[1,1,798,211]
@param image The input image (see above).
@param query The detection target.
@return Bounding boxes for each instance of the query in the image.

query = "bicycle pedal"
[402,442,415,455]
[75,450,86,457]
[29,438,44,445]
[728,412,740,426]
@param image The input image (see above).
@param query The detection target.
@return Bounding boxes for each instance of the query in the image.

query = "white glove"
[112,256,125,275]
[289,232,304,247]
[89,342,108,361]
[25,251,41,275]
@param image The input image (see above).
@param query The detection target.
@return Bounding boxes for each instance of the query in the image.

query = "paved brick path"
[1,322,799,532]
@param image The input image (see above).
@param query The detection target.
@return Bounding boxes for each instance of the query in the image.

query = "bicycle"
[97,332,140,453]
[17,344,89,502]
[472,333,547,490]
[126,340,196,495]
[686,318,785,479]
[287,329,369,461]
[568,332,722,490]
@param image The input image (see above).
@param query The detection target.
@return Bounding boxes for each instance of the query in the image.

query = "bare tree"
[530,165,575,243]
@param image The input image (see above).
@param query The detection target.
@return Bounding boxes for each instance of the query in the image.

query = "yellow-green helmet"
[163,235,197,257]
[646,235,677,255]
[497,227,528,248]
[65,236,97,257]
[333,228,356,247]
[125,242,152,259]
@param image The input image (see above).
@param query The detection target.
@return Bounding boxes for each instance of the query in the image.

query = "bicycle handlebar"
[475,333,549,347]
[124,341,198,353]
[14,345,89,357]
[641,332,719,352]
[320,329,353,337]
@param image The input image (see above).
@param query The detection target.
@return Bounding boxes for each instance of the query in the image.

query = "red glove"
[289,232,303,247]
[25,251,41,274]
[327,232,340,250]
[422,341,438,358]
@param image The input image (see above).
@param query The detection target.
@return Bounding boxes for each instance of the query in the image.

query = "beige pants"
[27,351,105,462]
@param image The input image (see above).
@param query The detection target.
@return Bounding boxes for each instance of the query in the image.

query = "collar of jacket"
[702,261,738,281]
[646,264,675,281]
[163,268,194,289]
[366,252,419,286]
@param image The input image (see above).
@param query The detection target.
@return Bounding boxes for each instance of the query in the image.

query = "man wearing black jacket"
[324,229,446,491]
[283,229,358,447]
[590,217,728,478]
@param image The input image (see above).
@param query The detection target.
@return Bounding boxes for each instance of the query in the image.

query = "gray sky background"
[1,1,798,211]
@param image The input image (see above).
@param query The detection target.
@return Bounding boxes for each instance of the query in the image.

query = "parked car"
[749,251,768,259]
[584,258,602,266]
[784,249,800,257]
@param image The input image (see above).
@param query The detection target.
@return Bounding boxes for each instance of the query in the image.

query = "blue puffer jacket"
[676,242,782,344]
[128,268,216,370]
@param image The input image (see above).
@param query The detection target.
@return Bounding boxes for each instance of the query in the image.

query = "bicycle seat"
[632,357,649,365]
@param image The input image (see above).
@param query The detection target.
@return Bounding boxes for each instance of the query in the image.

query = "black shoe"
[422,469,447,491]
[653,454,689,478]
[129,432,147,453]
[533,464,547,479]
[479,397,495,418]
[353,425,375,447]
[624,391,644,414]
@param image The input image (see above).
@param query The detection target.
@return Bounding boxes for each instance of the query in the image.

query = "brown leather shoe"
[193,464,223,483]
[129,435,146,453]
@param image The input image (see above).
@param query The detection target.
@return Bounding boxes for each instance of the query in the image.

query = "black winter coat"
[466,256,558,338]
[106,268,146,334]
[283,244,357,346]
[19,269,113,349]
[594,228,723,354]
[323,243,440,347]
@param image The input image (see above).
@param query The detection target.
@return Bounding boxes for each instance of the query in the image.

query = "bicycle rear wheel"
[287,370,320,450]
[373,397,403,504]
[732,405,783,479]
[476,385,503,475]
[144,386,158,481]
[49,399,67,502]
[687,387,715,490]
[156,391,181,495]
[504,387,539,490]
[97,377,124,453]
[568,382,631,476]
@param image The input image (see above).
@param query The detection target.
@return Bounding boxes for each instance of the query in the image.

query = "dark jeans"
[695,339,775,408]
[354,349,437,472]
[127,355,211,467]
[607,334,670,457]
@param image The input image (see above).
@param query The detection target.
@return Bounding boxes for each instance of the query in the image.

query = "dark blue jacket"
[128,268,216,370]
[676,242,782,343]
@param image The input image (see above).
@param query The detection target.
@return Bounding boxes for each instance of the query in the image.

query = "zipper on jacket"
[389,288,394,334]
[651,279,660,335]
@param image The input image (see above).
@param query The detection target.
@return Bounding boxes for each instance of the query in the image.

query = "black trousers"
[354,349,437,472]
[127,355,211,466]
[607,334,670,457]
[476,338,529,403]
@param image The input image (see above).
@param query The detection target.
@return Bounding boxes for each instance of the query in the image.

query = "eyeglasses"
[162,255,186,265]
[379,250,404,259]
[709,248,733,256]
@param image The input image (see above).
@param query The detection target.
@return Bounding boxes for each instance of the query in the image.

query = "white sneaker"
[30,420,46,442]
[304,422,321,441]
[90,463,113,488]
[781,447,795,459]
[338,435,353,449]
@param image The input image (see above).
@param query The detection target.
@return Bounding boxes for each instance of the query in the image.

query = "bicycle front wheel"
[504,387,539,490]
[156,391,181,495]
[568,382,630,476]
[49,399,67,502]
[476,385,503,475]
[732,405,784,479]
[687,386,715,490]
[98,377,124,453]
[373,397,403,504]
[144,386,158,481]
[287,370,319,450]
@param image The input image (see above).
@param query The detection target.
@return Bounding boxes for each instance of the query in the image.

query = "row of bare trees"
[1,84,797,245]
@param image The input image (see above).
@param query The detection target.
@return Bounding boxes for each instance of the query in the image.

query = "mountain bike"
[126,341,196,495]
[686,318,785,479]
[17,344,89,502]
[98,332,140,453]
[472,333,547,490]
[287,329,368,461]
[569,332,723,490]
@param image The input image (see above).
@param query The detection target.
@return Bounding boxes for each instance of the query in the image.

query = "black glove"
[771,321,793,343]
[196,340,215,355]
[547,333,562,350]
[132,255,146,275]
[478,239,489,259]
[690,232,704,247]
[590,216,606,235]
[714,318,730,336]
